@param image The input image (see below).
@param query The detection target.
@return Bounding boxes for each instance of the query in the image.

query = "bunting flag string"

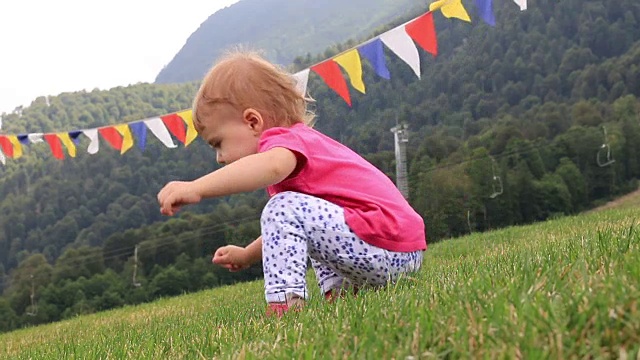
[295,4,463,103]
[0,0,528,163]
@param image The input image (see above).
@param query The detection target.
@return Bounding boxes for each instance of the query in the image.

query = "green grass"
[1,207,639,359]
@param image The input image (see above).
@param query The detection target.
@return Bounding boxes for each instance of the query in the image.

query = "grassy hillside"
[588,188,640,213]
[1,205,638,358]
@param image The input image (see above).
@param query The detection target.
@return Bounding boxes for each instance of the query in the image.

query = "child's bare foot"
[266,295,305,317]
[324,287,359,303]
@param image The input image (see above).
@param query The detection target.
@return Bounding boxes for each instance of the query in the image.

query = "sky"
[0,0,241,119]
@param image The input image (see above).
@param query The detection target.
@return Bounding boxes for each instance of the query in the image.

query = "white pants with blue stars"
[261,191,423,303]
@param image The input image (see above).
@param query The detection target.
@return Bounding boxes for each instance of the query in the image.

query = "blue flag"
[476,0,496,26]
[129,122,147,151]
[17,134,29,145]
[358,38,391,80]
[69,131,83,145]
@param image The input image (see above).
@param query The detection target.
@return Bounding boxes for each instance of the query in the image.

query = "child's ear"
[243,108,265,134]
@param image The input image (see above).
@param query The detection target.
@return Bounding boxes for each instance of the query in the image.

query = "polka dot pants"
[261,191,423,303]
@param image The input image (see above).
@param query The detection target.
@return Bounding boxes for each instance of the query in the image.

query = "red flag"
[99,127,123,150]
[44,134,64,160]
[161,114,187,144]
[405,12,438,56]
[311,60,352,106]
[0,136,13,158]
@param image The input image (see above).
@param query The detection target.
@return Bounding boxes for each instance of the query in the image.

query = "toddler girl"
[157,51,426,316]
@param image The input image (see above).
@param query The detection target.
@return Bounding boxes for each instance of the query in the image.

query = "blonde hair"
[193,50,314,129]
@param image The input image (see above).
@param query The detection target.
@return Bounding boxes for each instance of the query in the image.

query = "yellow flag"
[178,110,198,146]
[115,124,134,154]
[57,133,77,157]
[8,135,22,158]
[333,50,366,94]
[429,0,471,22]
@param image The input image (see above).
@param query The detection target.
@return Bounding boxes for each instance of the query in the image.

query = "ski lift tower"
[391,123,409,200]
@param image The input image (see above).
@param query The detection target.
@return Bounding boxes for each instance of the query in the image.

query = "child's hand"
[212,245,251,272]
[157,181,202,216]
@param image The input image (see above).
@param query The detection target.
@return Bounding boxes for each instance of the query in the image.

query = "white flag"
[28,133,44,143]
[83,129,100,154]
[380,26,421,78]
[514,0,526,10]
[145,117,177,148]
[292,69,310,96]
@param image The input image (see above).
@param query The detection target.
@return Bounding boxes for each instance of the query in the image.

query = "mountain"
[154,0,423,84]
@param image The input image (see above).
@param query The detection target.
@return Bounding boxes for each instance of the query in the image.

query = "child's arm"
[158,147,297,215]
[243,235,263,264]
[213,236,262,271]
[193,147,296,198]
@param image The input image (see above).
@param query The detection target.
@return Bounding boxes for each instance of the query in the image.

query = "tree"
[0,298,18,332]
[150,266,189,298]
[6,254,52,316]
[53,246,105,283]
[572,100,603,127]
[536,174,573,218]
[555,158,588,211]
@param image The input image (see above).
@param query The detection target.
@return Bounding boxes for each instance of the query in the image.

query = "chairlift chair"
[489,157,504,198]
[25,275,37,316]
[597,126,615,167]
[490,175,504,198]
[132,245,142,287]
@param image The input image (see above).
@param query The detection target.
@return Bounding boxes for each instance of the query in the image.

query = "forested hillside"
[1,0,640,333]
[155,0,422,83]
